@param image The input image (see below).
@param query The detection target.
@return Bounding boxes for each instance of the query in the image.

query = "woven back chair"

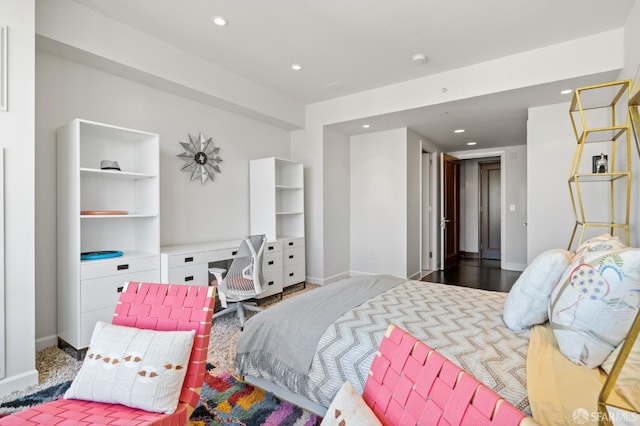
[363,324,530,426]
[209,234,266,327]
[0,282,214,426]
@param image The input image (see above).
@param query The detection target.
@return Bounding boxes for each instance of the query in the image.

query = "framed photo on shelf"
[592,154,608,174]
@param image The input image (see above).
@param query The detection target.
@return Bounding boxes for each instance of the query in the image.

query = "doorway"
[440,153,460,270]
[479,161,501,260]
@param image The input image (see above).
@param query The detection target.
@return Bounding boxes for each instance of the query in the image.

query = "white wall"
[350,128,407,277]
[0,0,38,396]
[322,126,350,282]
[460,159,480,253]
[406,130,422,279]
[34,51,291,349]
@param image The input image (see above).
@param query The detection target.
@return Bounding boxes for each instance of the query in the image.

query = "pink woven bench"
[0,282,215,426]
[362,324,532,426]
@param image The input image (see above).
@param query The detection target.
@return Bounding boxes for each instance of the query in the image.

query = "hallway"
[421,258,521,293]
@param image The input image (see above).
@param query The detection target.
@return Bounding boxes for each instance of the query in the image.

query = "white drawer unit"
[281,237,305,288]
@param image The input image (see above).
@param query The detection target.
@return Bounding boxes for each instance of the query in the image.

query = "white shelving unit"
[57,119,160,356]
[250,158,305,288]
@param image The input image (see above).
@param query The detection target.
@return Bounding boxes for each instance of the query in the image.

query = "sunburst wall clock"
[177,132,223,184]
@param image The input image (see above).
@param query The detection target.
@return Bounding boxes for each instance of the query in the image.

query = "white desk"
[160,239,285,299]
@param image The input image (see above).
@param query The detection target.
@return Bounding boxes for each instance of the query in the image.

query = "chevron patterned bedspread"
[304,280,531,414]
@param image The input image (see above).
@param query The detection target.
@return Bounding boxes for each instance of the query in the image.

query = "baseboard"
[461,251,479,259]
[36,334,58,352]
[0,369,39,398]
[503,262,526,272]
[306,271,350,286]
[407,270,422,280]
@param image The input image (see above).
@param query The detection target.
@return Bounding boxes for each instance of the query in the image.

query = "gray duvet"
[234,274,404,394]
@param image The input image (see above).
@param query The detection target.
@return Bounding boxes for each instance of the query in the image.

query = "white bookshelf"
[57,119,160,355]
[250,157,305,288]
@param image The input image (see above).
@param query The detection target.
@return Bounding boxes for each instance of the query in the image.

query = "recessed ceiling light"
[467,141,477,146]
[211,16,228,26]
[561,89,572,95]
[291,64,303,71]
[454,129,465,133]
[362,124,371,129]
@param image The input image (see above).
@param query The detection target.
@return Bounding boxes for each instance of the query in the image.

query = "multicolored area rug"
[0,365,323,426]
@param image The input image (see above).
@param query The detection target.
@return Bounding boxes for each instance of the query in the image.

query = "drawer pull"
[289,255,294,259]
[268,281,274,286]
[288,242,294,246]
[184,256,194,263]
[232,250,238,256]
[268,246,274,251]
[185,276,194,282]
[117,286,124,293]
[268,260,274,265]
[117,264,129,271]
[289,272,294,277]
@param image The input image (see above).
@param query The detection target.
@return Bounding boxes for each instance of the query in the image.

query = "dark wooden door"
[480,161,501,260]
[441,153,460,269]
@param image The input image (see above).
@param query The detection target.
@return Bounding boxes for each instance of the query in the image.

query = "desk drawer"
[263,252,281,272]
[284,264,305,287]
[262,268,282,288]
[167,251,208,268]
[284,246,305,266]
[209,247,240,262]
[281,237,304,249]
[81,269,159,313]
[264,241,282,254]
[167,264,209,286]
[81,255,159,280]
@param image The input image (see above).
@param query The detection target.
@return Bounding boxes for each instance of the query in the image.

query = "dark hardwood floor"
[421,258,521,293]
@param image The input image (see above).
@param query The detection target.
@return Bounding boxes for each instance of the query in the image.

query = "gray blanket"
[235,274,405,393]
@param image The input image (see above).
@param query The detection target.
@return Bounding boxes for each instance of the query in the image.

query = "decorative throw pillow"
[64,321,195,414]
[320,382,381,426]
[549,247,640,368]
[503,249,571,331]
[601,337,640,411]
[572,233,625,258]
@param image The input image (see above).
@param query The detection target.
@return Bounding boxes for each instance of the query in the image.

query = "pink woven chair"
[0,282,214,426]
[363,324,530,426]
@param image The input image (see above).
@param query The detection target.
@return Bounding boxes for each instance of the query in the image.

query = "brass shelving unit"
[567,80,632,250]
[596,71,640,426]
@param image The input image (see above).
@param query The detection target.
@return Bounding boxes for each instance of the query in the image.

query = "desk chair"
[209,234,266,328]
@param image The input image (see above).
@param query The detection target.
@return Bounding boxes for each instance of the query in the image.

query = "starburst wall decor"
[177,132,223,184]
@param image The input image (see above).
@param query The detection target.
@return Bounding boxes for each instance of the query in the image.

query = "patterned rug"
[0,364,322,425]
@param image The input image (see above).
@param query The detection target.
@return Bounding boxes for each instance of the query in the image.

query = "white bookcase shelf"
[250,157,306,288]
[57,119,160,356]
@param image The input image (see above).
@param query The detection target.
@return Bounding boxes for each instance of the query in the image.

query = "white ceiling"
[71,0,636,151]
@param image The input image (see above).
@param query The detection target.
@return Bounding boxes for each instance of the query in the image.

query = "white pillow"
[503,249,571,332]
[549,247,640,368]
[64,321,195,414]
[573,233,625,258]
[321,382,381,426]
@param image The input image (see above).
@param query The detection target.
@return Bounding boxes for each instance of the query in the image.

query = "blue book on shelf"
[81,250,123,260]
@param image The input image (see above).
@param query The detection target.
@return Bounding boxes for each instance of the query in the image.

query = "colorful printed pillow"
[549,247,640,368]
[64,321,195,414]
[320,382,381,426]
[572,234,625,258]
[503,249,571,331]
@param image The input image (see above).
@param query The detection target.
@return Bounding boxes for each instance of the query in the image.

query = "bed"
[235,274,530,416]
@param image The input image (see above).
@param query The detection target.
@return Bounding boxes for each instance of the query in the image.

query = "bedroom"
[1,0,640,422]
